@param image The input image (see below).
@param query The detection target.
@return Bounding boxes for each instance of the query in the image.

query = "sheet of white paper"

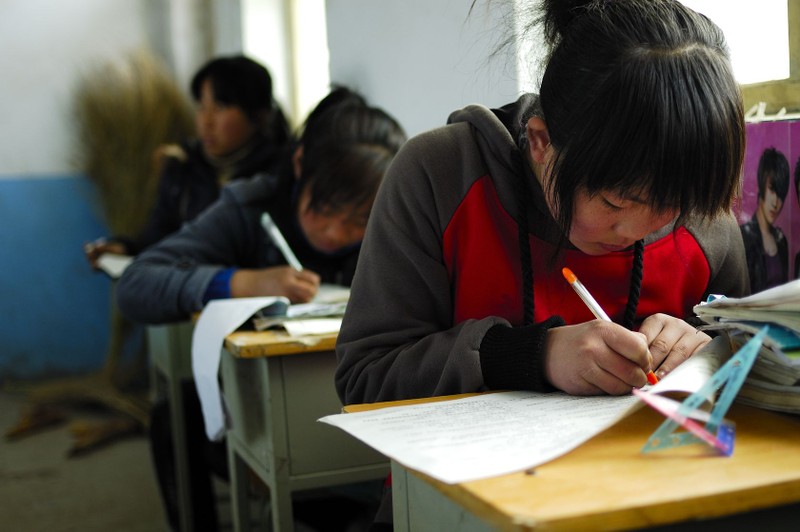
[314,284,350,304]
[96,253,133,279]
[318,338,728,484]
[282,318,343,336]
[320,391,641,484]
[192,297,285,441]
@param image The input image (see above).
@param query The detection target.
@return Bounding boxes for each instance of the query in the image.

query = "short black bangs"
[551,45,744,221]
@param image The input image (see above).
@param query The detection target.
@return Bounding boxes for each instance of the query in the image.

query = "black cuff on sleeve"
[479,316,565,393]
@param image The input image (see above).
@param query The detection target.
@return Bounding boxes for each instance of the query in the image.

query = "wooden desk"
[351,397,800,531]
[147,321,195,532]
[220,330,389,532]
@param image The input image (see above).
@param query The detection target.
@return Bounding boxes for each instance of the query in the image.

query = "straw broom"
[74,48,195,237]
[73,48,195,389]
[5,50,195,452]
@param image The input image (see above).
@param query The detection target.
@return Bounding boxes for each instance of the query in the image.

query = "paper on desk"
[252,285,348,331]
[192,297,288,441]
[282,317,342,336]
[96,252,133,279]
[320,341,728,484]
[320,391,641,484]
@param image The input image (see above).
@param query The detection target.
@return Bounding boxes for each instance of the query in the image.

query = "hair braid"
[514,161,535,326]
[623,239,644,329]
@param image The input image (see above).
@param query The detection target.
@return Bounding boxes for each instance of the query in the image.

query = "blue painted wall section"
[0,175,113,381]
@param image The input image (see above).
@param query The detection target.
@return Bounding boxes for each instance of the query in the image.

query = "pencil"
[561,267,659,385]
[261,212,303,271]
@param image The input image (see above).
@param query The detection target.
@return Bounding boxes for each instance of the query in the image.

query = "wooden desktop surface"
[224,330,338,358]
[350,396,800,530]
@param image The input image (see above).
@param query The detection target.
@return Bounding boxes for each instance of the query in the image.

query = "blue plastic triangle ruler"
[634,326,767,456]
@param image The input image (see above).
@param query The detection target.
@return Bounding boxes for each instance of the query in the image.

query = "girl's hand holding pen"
[544,320,655,396]
[230,266,321,304]
[638,313,711,381]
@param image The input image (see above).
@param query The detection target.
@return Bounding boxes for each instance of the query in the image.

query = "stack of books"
[693,280,800,414]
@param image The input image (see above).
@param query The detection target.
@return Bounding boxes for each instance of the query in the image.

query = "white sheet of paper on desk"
[282,317,343,336]
[192,297,287,441]
[320,391,641,484]
[96,253,133,279]
[320,341,727,484]
[314,283,350,304]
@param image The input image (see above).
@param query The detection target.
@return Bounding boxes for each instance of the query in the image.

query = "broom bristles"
[73,49,195,236]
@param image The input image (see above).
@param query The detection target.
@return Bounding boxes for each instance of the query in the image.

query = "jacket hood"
[446,93,540,176]
[446,94,561,243]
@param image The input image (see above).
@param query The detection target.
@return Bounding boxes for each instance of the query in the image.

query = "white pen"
[561,267,611,321]
[261,212,303,271]
[562,267,659,385]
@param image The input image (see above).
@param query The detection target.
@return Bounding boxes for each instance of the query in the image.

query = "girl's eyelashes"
[602,197,624,211]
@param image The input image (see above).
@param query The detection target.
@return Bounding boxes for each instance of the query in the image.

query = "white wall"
[0,0,249,178]
[0,0,156,176]
[242,0,330,127]
[242,0,295,120]
[326,0,538,137]
[0,0,246,380]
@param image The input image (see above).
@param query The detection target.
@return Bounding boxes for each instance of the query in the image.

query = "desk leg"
[261,357,294,532]
[391,462,410,532]
[228,442,252,531]
[148,323,195,532]
[268,475,294,532]
[168,379,194,532]
[392,461,490,532]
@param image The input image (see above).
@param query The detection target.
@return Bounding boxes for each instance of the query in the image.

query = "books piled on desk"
[694,280,800,414]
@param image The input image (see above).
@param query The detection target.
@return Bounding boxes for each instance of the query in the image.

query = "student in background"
[740,147,790,293]
[84,54,290,266]
[117,87,406,531]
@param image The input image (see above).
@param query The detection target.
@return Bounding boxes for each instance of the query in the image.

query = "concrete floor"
[0,389,169,532]
[0,389,380,532]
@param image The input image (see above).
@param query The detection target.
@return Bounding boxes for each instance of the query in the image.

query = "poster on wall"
[736,120,800,294]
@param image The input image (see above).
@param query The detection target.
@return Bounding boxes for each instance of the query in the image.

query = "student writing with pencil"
[336,0,750,407]
[116,86,406,531]
[337,3,750,524]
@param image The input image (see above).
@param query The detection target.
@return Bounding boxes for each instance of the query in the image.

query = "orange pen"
[562,267,659,385]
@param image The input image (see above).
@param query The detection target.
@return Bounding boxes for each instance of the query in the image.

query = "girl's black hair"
[190,55,290,145]
[296,86,407,214]
[510,0,744,327]
[525,0,745,236]
[757,147,790,201]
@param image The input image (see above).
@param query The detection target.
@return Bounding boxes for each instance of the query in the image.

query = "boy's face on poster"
[759,176,784,225]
